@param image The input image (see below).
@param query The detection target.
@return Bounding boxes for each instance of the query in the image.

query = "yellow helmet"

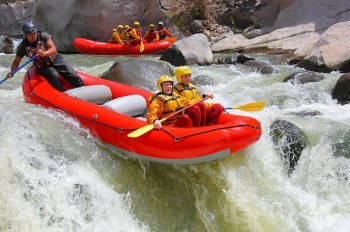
[125,24,130,28]
[117,25,123,29]
[175,66,192,83]
[134,21,140,26]
[157,75,173,91]
[150,24,155,28]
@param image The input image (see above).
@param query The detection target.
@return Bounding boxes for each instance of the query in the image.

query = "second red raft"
[73,37,174,55]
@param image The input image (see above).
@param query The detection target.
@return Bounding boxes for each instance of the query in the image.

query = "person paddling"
[143,24,160,43]
[6,22,84,92]
[147,75,203,129]
[109,25,125,44]
[129,21,144,46]
[173,66,224,126]
[157,22,172,40]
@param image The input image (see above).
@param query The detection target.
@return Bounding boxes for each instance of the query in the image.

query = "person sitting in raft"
[143,24,160,43]
[147,75,203,129]
[123,24,131,44]
[173,66,224,126]
[129,21,145,46]
[109,25,124,44]
[157,21,172,40]
[7,22,84,92]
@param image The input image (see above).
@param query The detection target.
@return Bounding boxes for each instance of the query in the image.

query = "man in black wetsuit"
[7,22,84,91]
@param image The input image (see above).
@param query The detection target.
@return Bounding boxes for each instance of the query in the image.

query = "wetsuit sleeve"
[154,32,159,42]
[146,98,164,124]
[164,28,172,37]
[130,29,140,40]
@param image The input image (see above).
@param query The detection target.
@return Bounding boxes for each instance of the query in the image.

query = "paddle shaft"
[159,97,208,123]
[0,55,37,84]
[139,27,144,52]
[127,97,208,138]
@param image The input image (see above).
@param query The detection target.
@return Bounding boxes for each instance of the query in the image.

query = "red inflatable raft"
[22,67,262,165]
[73,37,173,55]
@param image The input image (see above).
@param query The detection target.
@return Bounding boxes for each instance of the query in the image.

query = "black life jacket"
[24,32,53,69]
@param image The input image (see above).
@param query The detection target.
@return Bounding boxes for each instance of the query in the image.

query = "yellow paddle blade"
[227,101,266,112]
[127,123,154,138]
[140,41,145,52]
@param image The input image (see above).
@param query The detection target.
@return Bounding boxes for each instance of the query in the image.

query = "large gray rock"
[331,73,350,105]
[270,119,308,176]
[283,71,325,84]
[101,59,173,92]
[160,33,214,66]
[0,0,35,37]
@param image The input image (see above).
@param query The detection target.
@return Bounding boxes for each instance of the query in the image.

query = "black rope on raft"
[161,124,260,142]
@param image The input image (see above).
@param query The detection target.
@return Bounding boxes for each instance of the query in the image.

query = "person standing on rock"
[6,21,84,92]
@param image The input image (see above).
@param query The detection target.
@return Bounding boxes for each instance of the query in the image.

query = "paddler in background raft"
[143,24,160,43]
[157,21,172,40]
[174,66,224,126]
[147,75,204,129]
[129,21,146,46]
[123,24,131,44]
[109,25,124,44]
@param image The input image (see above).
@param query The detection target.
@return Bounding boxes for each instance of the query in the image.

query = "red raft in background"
[22,67,262,165]
[73,37,174,55]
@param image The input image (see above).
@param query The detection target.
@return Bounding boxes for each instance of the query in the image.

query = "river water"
[0,53,349,232]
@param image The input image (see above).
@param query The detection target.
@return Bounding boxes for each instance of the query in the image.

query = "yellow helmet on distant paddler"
[175,66,192,83]
[117,25,123,29]
[157,75,173,91]
[134,21,140,26]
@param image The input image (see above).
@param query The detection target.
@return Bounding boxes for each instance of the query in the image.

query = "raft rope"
[159,124,260,142]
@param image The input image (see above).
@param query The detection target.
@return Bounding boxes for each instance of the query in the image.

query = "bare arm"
[37,37,57,57]
[6,56,22,78]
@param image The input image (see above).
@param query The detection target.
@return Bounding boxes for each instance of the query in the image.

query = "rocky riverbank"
[1,0,350,73]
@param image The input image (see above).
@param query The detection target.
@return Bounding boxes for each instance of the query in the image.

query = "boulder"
[0,35,14,54]
[331,130,350,159]
[331,73,350,105]
[101,59,173,92]
[160,34,214,66]
[270,119,308,176]
[237,54,274,74]
[283,71,325,84]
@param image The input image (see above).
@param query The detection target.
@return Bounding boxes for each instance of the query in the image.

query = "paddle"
[139,27,144,52]
[127,97,208,138]
[0,55,37,84]
[224,101,266,112]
